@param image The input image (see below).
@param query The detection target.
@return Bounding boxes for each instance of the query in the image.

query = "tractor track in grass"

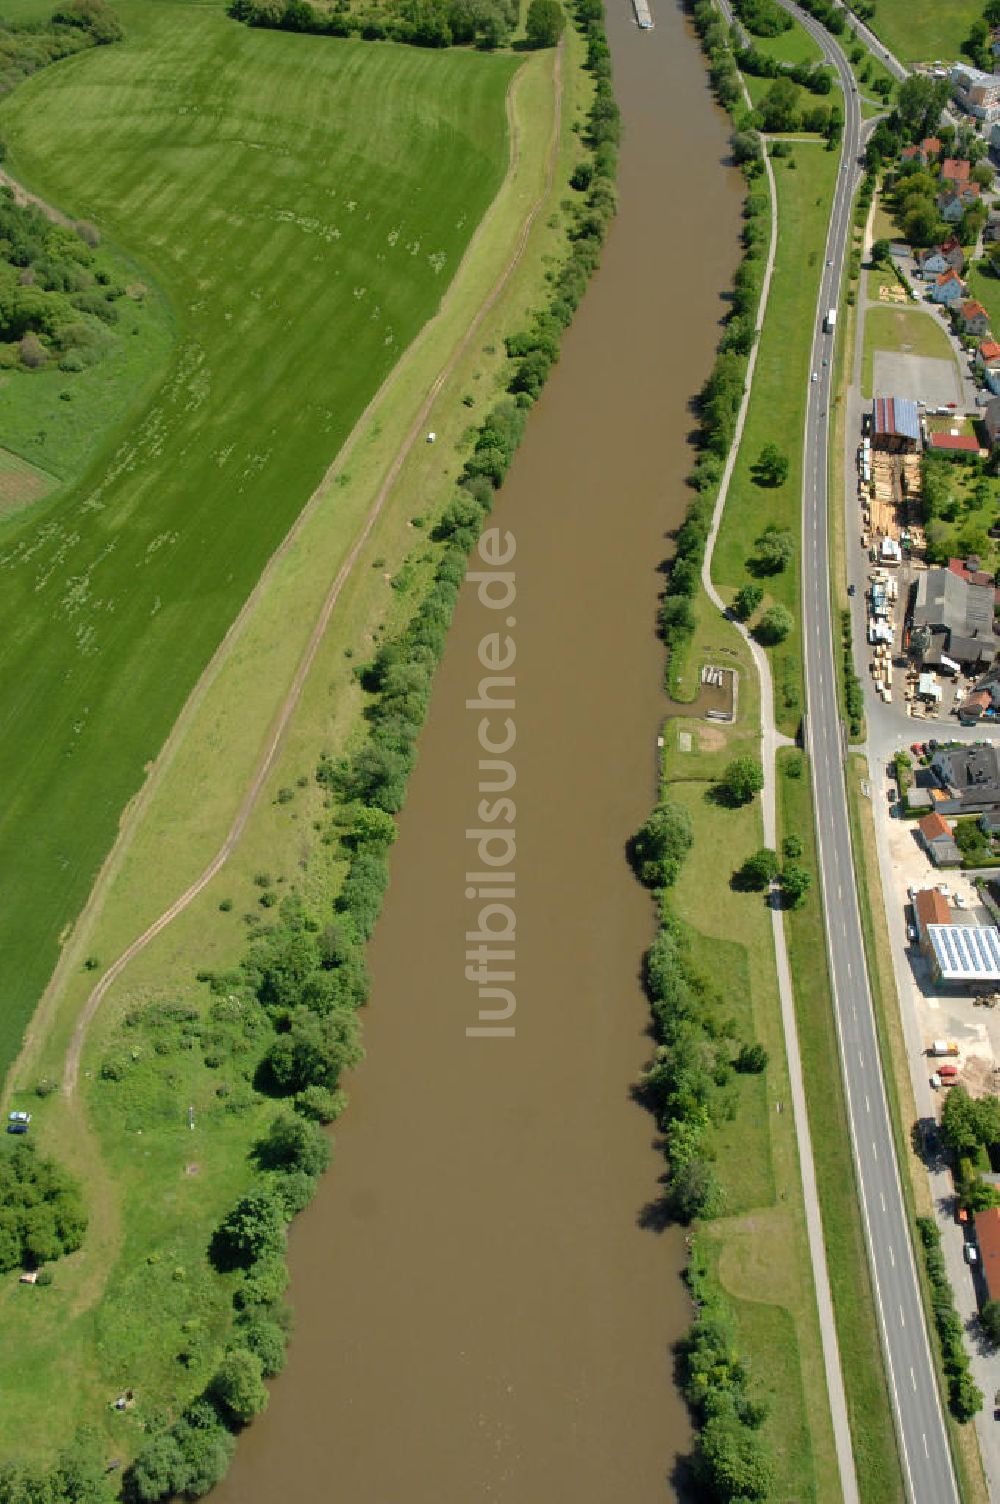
[14,43,563,1101]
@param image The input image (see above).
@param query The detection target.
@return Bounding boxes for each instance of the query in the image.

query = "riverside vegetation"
[0,1,618,1494]
[226,0,565,52]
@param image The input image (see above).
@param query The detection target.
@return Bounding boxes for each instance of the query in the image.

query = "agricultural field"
[0,444,58,515]
[0,0,517,1081]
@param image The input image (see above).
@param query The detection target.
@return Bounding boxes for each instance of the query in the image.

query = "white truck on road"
[824,308,837,333]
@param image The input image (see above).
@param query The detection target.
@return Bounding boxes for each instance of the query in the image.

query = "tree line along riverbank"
[0,6,618,1495]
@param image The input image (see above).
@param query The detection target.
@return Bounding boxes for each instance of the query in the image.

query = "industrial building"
[870,396,920,454]
[909,567,997,670]
[925,922,1000,986]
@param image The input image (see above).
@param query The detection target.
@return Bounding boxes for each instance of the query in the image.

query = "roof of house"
[949,557,994,588]
[965,690,992,712]
[961,299,989,321]
[936,268,964,286]
[901,144,918,160]
[935,742,1000,790]
[924,137,942,155]
[871,395,920,441]
[942,157,971,182]
[980,339,1000,361]
[915,887,951,927]
[941,233,963,254]
[927,923,1000,981]
[919,811,953,841]
[976,1208,1000,1302]
[929,433,980,452]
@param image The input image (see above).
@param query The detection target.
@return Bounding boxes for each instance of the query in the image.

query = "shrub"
[756,603,793,644]
[629,802,693,888]
[736,1042,768,1073]
[211,1348,269,1425]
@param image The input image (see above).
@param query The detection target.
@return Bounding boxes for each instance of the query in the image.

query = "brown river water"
[215,6,741,1499]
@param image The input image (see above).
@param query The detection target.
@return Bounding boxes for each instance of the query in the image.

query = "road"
[786,4,962,1500]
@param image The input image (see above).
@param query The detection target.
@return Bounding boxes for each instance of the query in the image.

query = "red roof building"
[942,157,971,184]
[929,432,980,453]
[949,557,994,587]
[976,1208,1000,1302]
[923,136,942,158]
[980,338,1000,363]
[920,811,952,842]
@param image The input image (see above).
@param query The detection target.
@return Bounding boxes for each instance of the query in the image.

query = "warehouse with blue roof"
[927,923,1000,987]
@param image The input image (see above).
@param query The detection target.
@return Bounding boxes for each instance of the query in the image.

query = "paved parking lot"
[873,350,962,409]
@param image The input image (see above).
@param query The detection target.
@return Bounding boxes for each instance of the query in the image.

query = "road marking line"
[900,1304,906,1328]
[865,1095,870,1113]
[923,1434,929,1458]
[872,1140,878,1161]
[910,1366,916,1390]
[890,1245,895,1267]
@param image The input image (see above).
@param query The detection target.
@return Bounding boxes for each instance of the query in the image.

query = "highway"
[786,6,962,1500]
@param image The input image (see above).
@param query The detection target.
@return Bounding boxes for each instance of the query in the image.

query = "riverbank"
[658,5,909,1499]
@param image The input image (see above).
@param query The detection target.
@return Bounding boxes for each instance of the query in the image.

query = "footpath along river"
[216,5,742,1499]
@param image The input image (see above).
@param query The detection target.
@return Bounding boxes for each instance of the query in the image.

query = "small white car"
[811,372,819,382]
[955,895,968,909]
[965,1243,979,1264]
[7,1111,30,1124]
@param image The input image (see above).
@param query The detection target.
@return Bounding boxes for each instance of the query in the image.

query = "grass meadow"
[861,304,959,398]
[0,0,517,1080]
[865,0,981,64]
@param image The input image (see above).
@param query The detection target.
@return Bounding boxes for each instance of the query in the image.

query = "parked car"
[907,924,918,942]
[5,1121,28,1135]
[965,1243,979,1264]
[7,1111,30,1124]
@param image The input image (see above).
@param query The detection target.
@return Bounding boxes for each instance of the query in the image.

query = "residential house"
[914,886,951,950]
[959,299,991,336]
[951,64,1000,123]
[940,235,966,273]
[922,136,943,162]
[961,689,993,723]
[930,744,1000,814]
[973,660,1000,710]
[931,269,965,305]
[984,207,1000,243]
[949,557,994,589]
[910,565,998,669]
[917,247,951,278]
[976,1209,1000,1303]
[918,810,963,866]
[917,239,964,278]
[941,157,972,187]
[938,191,966,223]
[977,338,1000,393]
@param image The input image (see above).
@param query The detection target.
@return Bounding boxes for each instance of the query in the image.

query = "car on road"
[965,1243,979,1264]
[811,371,818,382]
[848,583,855,596]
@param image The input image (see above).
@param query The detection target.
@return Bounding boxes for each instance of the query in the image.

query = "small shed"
[918,672,943,702]
[872,396,920,453]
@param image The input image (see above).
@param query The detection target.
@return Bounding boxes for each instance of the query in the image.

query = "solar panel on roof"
[928,925,1000,981]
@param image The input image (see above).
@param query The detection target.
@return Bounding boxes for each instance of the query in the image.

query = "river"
[214,5,741,1498]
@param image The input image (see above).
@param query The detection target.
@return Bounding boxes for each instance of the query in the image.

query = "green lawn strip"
[778,747,905,1503]
[862,304,959,399]
[663,714,839,1504]
[0,34,578,1461]
[857,0,982,65]
[845,753,992,1504]
[763,14,824,64]
[712,144,839,736]
[696,1233,823,1502]
[0,2,521,1075]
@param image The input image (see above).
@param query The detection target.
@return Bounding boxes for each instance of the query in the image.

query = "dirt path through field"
[43,46,562,1098]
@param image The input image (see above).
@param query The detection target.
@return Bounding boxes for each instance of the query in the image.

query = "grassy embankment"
[861,303,960,397]
[710,143,835,737]
[664,78,906,1504]
[672,58,912,1501]
[0,11,581,1470]
[0,0,521,1081]
[661,710,840,1504]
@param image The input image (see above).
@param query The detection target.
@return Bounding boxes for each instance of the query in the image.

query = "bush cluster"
[226,0,549,52]
[840,608,863,738]
[732,0,790,36]
[0,0,120,103]
[680,1240,774,1500]
[0,1140,87,1272]
[735,44,833,96]
[662,2,771,683]
[0,188,130,374]
[916,1216,983,1422]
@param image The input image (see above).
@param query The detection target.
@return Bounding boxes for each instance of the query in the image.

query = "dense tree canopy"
[0,1142,87,1272]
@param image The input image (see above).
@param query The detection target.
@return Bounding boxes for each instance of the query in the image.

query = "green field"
[712,143,839,735]
[0,443,58,515]
[0,2,516,1080]
[865,0,981,64]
